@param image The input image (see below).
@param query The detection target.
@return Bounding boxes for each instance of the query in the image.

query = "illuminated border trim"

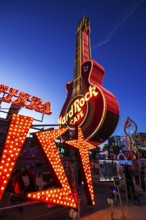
[87,60,106,140]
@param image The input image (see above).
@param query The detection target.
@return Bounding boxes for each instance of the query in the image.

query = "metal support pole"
[134,135,141,186]
[128,136,134,164]
[123,173,129,206]
[117,186,125,220]
[111,201,114,220]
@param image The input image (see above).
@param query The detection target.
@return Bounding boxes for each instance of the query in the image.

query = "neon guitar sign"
[59,16,120,144]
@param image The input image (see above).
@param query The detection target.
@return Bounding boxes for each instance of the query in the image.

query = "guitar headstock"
[77,16,90,32]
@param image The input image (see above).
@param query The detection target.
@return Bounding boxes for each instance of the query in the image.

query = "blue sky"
[0,0,146,142]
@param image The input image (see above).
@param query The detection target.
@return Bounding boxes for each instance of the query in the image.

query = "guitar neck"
[73,16,91,95]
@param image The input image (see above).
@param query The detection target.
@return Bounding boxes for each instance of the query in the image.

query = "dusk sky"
[0,0,146,145]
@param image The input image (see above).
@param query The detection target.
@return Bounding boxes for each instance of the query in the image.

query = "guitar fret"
[73,16,90,86]
[84,50,88,54]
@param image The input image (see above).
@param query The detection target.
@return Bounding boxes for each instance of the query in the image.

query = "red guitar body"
[59,59,119,145]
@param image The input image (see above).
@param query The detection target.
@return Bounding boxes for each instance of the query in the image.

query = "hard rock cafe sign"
[59,16,119,145]
[58,85,98,127]
[0,16,119,209]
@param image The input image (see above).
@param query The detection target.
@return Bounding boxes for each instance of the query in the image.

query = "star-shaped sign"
[0,114,33,199]
[27,127,77,208]
[65,126,96,205]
